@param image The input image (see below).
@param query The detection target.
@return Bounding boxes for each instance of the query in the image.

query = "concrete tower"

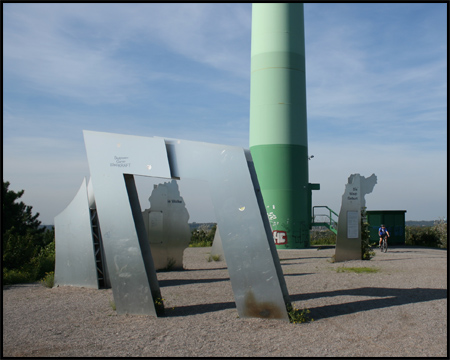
[250,3,317,249]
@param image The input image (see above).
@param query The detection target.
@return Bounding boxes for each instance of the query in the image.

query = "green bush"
[2,229,55,285]
[405,226,440,247]
[361,208,375,260]
[2,229,39,270]
[286,303,313,324]
[3,268,35,285]
[207,254,222,262]
[39,271,54,288]
[310,230,336,245]
[28,237,55,280]
[433,219,447,249]
[189,224,216,247]
[2,180,56,286]
[189,240,213,247]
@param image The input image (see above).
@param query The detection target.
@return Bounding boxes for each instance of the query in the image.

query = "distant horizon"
[39,218,445,227]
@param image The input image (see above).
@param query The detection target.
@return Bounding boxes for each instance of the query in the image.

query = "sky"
[3,3,447,225]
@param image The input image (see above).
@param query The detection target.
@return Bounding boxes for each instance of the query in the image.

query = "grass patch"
[336,266,379,274]
[39,271,54,288]
[109,299,116,311]
[154,297,165,316]
[163,257,176,271]
[166,257,176,270]
[286,303,314,324]
[189,241,212,248]
[207,254,222,262]
[157,257,179,272]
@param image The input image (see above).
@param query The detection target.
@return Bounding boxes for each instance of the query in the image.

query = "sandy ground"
[2,246,447,357]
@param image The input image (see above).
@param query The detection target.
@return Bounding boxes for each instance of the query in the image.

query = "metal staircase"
[90,208,109,289]
[311,206,338,234]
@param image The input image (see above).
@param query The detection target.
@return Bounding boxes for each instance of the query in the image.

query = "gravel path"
[2,246,447,357]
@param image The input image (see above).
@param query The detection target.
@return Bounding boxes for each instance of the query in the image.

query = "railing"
[312,206,339,234]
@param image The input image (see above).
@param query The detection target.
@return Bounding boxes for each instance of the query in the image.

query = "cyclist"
[378,224,390,248]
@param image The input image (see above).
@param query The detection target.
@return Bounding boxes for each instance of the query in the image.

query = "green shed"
[366,210,407,245]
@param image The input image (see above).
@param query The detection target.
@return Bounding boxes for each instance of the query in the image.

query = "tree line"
[3,180,55,285]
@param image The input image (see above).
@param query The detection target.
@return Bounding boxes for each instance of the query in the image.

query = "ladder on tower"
[311,206,338,234]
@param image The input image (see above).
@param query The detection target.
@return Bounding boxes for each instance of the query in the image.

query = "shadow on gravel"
[279,262,306,266]
[290,287,447,320]
[165,301,236,317]
[163,287,446,319]
[279,256,329,261]
[158,278,230,287]
[386,246,447,253]
[167,267,228,272]
[283,272,315,277]
[375,258,414,261]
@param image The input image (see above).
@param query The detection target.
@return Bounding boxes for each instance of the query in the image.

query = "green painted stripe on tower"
[250,145,308,190]
[251,144,310,249]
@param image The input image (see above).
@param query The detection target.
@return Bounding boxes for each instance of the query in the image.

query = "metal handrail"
[312,206,338,227]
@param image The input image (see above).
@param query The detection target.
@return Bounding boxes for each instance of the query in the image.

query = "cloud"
[304,3,447,154]
[3,3,446,224]
[3,4,251,106]
[136,3,251,77]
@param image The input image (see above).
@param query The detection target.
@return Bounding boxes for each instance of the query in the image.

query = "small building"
[366,210,407,245]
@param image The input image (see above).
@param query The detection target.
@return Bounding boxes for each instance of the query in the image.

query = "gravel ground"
[2,246,447,357]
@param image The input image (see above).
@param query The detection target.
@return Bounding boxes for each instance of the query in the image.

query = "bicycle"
[380,235,388,253]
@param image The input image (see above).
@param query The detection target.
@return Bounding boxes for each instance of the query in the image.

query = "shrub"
[30,237,55,280]
[286,303,313,324]
[2,230,39,270]
[2,229,55,285]
[433,219,447,249]
[158,257,176,271]
[153,297,165,316]
[189,240,213,248]
[207,254,222,262]
[39,271,54,288]
[189,224,216,247]
[361,208,375,260]
[2,268,35,285]
[405,226,440,247]
[2,181,56,285]
[310,230,336,245]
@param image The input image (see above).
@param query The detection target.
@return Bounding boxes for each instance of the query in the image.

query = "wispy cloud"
[3,3,251,106]
[3,3,446,223]
[305,3,446,152]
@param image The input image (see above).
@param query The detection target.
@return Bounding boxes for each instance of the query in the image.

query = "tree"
[2,180,46,270]
[433,218,447,249]
[3,181,43,238]
[190,224,217,247]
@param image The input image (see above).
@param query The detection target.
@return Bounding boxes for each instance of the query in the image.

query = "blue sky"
[3,3,447,225]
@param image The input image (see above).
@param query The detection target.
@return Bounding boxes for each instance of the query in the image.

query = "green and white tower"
[249,3,318,249]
